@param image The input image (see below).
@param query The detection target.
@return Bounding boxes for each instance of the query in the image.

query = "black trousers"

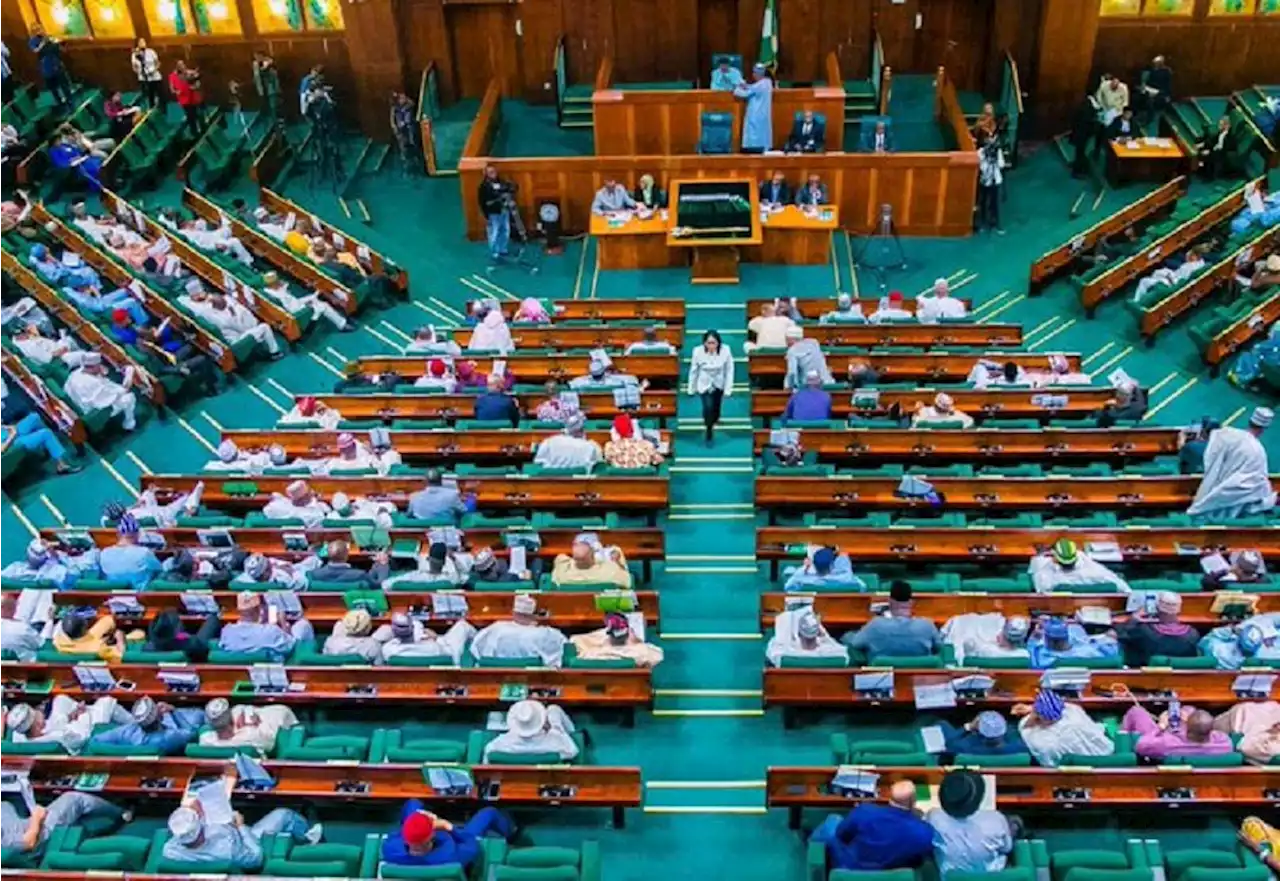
[977,184,1001,231]
[700,388,725,437]
[182,104,202,138]
[139,79,164,108]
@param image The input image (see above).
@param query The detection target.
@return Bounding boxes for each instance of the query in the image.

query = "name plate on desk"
[1232,674,1276,700]
[539,784,578,800]
[1041,669,1091,698]
[852,671,894,700]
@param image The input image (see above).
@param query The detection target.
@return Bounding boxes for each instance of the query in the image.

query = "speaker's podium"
[667,179,761,284]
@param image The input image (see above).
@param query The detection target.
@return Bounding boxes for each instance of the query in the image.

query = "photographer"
[168,61,203,139]
[390,91,419,171]
[976,139,1005,236]
[478,164,513,265]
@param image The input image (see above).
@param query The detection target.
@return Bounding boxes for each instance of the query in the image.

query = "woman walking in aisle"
[687,329,734,447]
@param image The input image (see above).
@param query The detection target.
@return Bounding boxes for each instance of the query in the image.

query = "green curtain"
[192,0,211,33]
[306,0,335,29]
[286,0,303,31]
[173,0,188,35]
[60,0,91,36]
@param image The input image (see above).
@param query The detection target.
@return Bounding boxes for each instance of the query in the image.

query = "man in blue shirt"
[812,780,934,871]
[782,370,832,422]
[939,711,1028,757]
[843,580,942,660]
[217,591,314,661]
[382,801,515,867]
[473,373,520,427]
[98,515,162,588]
[784,546,868,592]
[407,469,467,522]
[88,696,204,755]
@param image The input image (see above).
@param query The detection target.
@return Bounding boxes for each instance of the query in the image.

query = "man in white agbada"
[198,698,299,753]
[327,491,395,527]
[278,396,342,430]
[1028,539,1131,595]
[12,324,85,368]
[126,481,206,528]
[747,301,800,349]
[533,413,602,470]
[253,206,289,240]
[405,325,463,356]
[261,480,332,529]
[203,439,270,473]
[231,553,318,591]
[173,217,254,266]
[1132,249,1207,302]
[867,291,914,323]
[414,358,457,392]
[941,614,1032,666]
[482,700,578,762]
[912,392,975,429]
[766,607,849,667]
[6,696,133,755]
[185,283,282,359]
[0,540,98,592]
[1,593,44,661]
[468,308,515,355]
[917,278,968,323]
[381,612,475,664]
[322,432,392,475]
[323,609,393,664]
[1188,407,1276,522]
[261,271,348,331]
[783,326,834,390]
[819,293,866,325]
[383,542,473,589]
[69,202,114,244]
[63,353,140,431]
[470,593,568,668]
[1015,690,1114,767]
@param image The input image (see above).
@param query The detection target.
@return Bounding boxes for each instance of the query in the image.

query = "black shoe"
[55,461,84,475]
[269,352,286,361]
[340,322,358,333]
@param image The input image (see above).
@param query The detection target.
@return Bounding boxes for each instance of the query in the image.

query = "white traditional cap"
[131,696,158,727]
[935,392,954,410]
[285,479,309,501]
[81,352,103,367]
[1250,407,1274,429]
[331,492,351,513]
[506,699,548,738]
[513,593,537,615]
[268,444,287,466]
[167,806,203,845]
[185,278,204,295]
[796,610,821,639]
[204,698,232,728]
[6,704,34,734]
[216,439,238,462]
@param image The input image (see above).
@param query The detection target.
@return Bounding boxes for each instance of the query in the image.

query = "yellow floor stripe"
[968,289,1014,317]
[572,238,590,300]
[1089,345,1135,379]
[1021,316,1061,340]
[39,495,68,527]
[266,377,295,399]
[471,275,521,302]
[654,689,762,697]
[978,294,1027,323]
[645,780,766,790]
[642,806,768,815]
[1081,341,1117,367]
[1223,405,1248,427]
[9,504,40,538]
[362,324,402,350]
[1146,372,1180,397]
[307,352,346,378]
[428,297,467,320]
[200,411,225,433]
[97,455,141,498]
[1027,319,1077,350]
[588,251,601,300]
[949,272,980,292]
[124,451,152,475]
[177,416,218,453]
[650,710,766,718]
[379,320,415,343]
[412,300,456,325]
[1143,377,1200,421]
[245,382,288,415]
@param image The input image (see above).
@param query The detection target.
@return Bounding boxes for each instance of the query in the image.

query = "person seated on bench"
[1095,73,1129,126]
[89,695,204,755]
[811,780,932,872]
[320,430,396,475]
[204,439,267,473]
[67,201,119,245]
[917,277,968,323]
[143,608,220,663]
[795,173,829,206]
[232,553,315,591]
[866,119,894,154]
[261,479,333,529]
[218,591,315,661]
[11,322,87,369]
[1013,689,1114,767]
[784,545,867,592]
[407,469,465,522]
[1238,252,1280,292]
[327,491,396,528]
[53,609,128,661]
[1116,591,1200,666]
[1201,548,1269,589]
[310,541,391,588]
[1028,538,1131,595]
[759,172,792,209]
[382,612,475,664]
[1187,406,1275,523]
[0,594,43,662]
[48,127,107,190]
[711,58,744,92]
[5,696,133,755]
[160,211,254,266]
[2,792,130,861]
[1106,105,1137,141]
[912,392,974,429]
[633,174,667,210]
[552,535,633,589]
[1096,377,1148,427]
[482,699,578,762]
[941,613,1031,666]
[926,770,1018,877]
[1132,245,1209,301]
[1122,702,1232,761]
[967,359,1026,389]
[1197,116,1237,180]
[765,607,848,667]
[183,284,283,361]
[786,110,825,153]
[61,277,150,328]
[406,325,462,356]
[474,373,521,427]
[867,290,913,323]
[783,369,832,422]
[591,177,637,216]
[199,698,298,753]
[570,351,644,391]
[279,394,343,430]
[625,326,677,355]
[467,307,515,355]
[0,534,93,589]
[471,593,567,668]
[747,300,797,350]
[1214,701,1280,765]
[783,326,833,390]
[382,802,514,868]
[1029,354,1091,388]
[820,293,865,325]
[939,712,1027,758]
[27,243,99,288]
[102,482,206,531]
[1026,616,1120,669]
[842,580,941,660]
[533,412,603,471]
[570,612,665,668]
[262,271,350,332]
[604,413,663,468]
[165,791,321,870]
[384,542,471,589]
[324,608,393,663]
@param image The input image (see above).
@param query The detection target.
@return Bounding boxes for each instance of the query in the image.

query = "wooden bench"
[0,349,85,446]
[259,188,408,288]
[1205,288,1280,368]
[748,352,1082,385]
[752,387,1123,425]
[745,296,973,320]
[766,323,1023,349]
[447,326,684,352]
[304,393,679,425]
[350,353,680,386]
[478,298,686,324]
[750,427,1182,463]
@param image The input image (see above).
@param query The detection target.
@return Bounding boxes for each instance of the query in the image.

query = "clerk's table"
[1106,136,1185,186]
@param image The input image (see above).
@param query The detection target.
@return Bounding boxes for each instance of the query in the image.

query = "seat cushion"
[505,847,582,868]
[494,867,580,881]
[380,864,469,880]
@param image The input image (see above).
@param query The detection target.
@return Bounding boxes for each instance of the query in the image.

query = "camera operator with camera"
[976,138,1006,236]
[478,164,515,265]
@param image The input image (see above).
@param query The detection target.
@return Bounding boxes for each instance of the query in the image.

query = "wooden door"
[447,3,525,98]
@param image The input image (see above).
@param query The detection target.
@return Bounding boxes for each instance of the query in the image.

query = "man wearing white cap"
[63,352,141,431]
[482,699,578,762]
[327,490,396,527]
[941,613,1031,666]
[198,698,299,753]
[12,322,86,369]
[261,479,332,528]
[569,613,664,667]
[406,325,463,356]
[748,301,799,350]
[231,552,316,591]
[912,392,974,429]
[766,606,849,667]
[533,413,603,471]
[6,695,132,755]
[0,537,98,590]
[1188,407,1276,522]
[783,326,834,391]
[87,695,204,755]
[261,270,349,331]
[382,612,476,664]
[733,62,774,152]
[163,785,320,869]
[115,481,206,528]
[1202,548,1269,589]
[819,294,866,326]
[470,593,567,668]
[551,535,632,588]
[323,608,394,663]
[569,350,642,391]
[1,789,129,859]
[321,431,383,474]
[202,293,283,360]
[917,278,968,324]
[217,591,315,661]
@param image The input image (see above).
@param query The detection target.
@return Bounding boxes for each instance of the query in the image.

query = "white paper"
[332,233,345,249]
[1075,607,1113,627]
[1085,541,1123,563]
[357,245,370,261]
[1200,553,1229,574]
[191,777,234,825]
[913,681,957,710]
[920,725,946,754]
[509,545,528,577]
[249,664,289,689]
[0,771,36,812]
[430,592,469,618]
[158,670,201,689]
[180,592,219,615]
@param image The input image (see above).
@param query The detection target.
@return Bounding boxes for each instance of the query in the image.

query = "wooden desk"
[794,323,1023,348]
[259,188,407,289]
[480,299,686,324]
[748,352,1080,385]
[6,756,642,827]
[755,474,1205,517]
[746,296,973,319]
[751,427,1181,464]
[752,387,1118,425]
[590,212,682,270]
[1,350,85,446]
[668,178,762,284]
[1206,288,1280,368]
[756,526,1280,579]
[142,474,669,518]
[305,393,678,426]
[222,428,674,466]
[1107,138,1186,187]
[352,352,679,385]
[749,205,839,265]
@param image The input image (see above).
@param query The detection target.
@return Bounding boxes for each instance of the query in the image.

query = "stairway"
[561,85,594,130]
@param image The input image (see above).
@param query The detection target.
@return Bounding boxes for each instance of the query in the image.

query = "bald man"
[812,780,934,871]
[1121,703,1232,761]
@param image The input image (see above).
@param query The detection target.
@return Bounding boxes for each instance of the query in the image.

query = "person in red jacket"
[168,61,203,138]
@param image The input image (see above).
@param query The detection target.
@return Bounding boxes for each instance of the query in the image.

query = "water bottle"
[1167,693,1181,732]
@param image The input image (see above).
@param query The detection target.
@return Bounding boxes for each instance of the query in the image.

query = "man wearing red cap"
[382,801,514,867]
[867,291,913,323]
[603,414,663,468]
[280,396,343,430]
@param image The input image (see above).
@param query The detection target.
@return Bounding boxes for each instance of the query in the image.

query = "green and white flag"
[759,0,778,70]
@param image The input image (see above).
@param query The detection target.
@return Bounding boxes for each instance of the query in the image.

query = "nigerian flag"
[759,0,778,70]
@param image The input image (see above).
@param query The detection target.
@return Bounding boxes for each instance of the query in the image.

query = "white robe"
[470,620,567,668]
[482,705,577,762]
[323,620,394,664]
[323,443,389,475]
[201,302,279,355]
[533,435,602,470]
[265,282,346,330]
[941,613,1030,667]
[468,318,515,354]
[1019,704,1115,767]
[1,617,43,661]
[197,705,299,752]
[203,451,271,474]
[14,335,82,368]
[413,375,457,392]
[1027,553,1131,595]
[765,608,850,667]
[261,495,332,529]
[1187,427,1276,521]
[912,406,974,429]
[64,369,136,428]
[868,307,914,324]
[279,405,342,430]
[12,695,127,755]
[381,619,476,665]
[917,296,967,324]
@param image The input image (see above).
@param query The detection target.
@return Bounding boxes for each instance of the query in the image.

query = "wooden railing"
[250,126,291,187]
[1206,288,1280,367]
[418,60,440,175]
[825,51,841,89]
[594,56,614,93]
[0,347,85,445]
[936,66,977,153]
[460,78,503,162]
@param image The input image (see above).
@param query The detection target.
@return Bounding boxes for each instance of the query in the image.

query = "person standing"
[252,51,281,130]
[478,165,511,266]
[733,63,774,153]
[28,26,73,110]
[977,140,1005,235]
[687,329,734,447]
[390,91,418,171]
[131,39,163,109]
[168,61,203,139]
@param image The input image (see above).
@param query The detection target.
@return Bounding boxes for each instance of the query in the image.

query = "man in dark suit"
[1106,106,1137,141]
[795,173,829,207]
[1070,91,1100,178]
[1141,55,1173,120]
[309,540,390,587]
[1198,116,1237,180]
[785,110,825,153]
[759,172,792,208]
[863,120,894,154]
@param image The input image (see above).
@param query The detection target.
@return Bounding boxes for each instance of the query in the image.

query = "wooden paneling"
[697,0,739,85]
[779,0,824,83]
[613,0,699,84]
[402,0,455,102]
[1028,0,1100,138]
[459,150,977,240]
[447,3,524,97]
[871,0,920,75]
[917,0,993,91]
[342,0,407,136]
[563,0,615,84]
[516,0,565,101]
[822,0,872,81]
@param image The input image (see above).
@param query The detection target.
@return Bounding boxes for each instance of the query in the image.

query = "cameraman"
[478,164,512,265]
[976,138,1005,236]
